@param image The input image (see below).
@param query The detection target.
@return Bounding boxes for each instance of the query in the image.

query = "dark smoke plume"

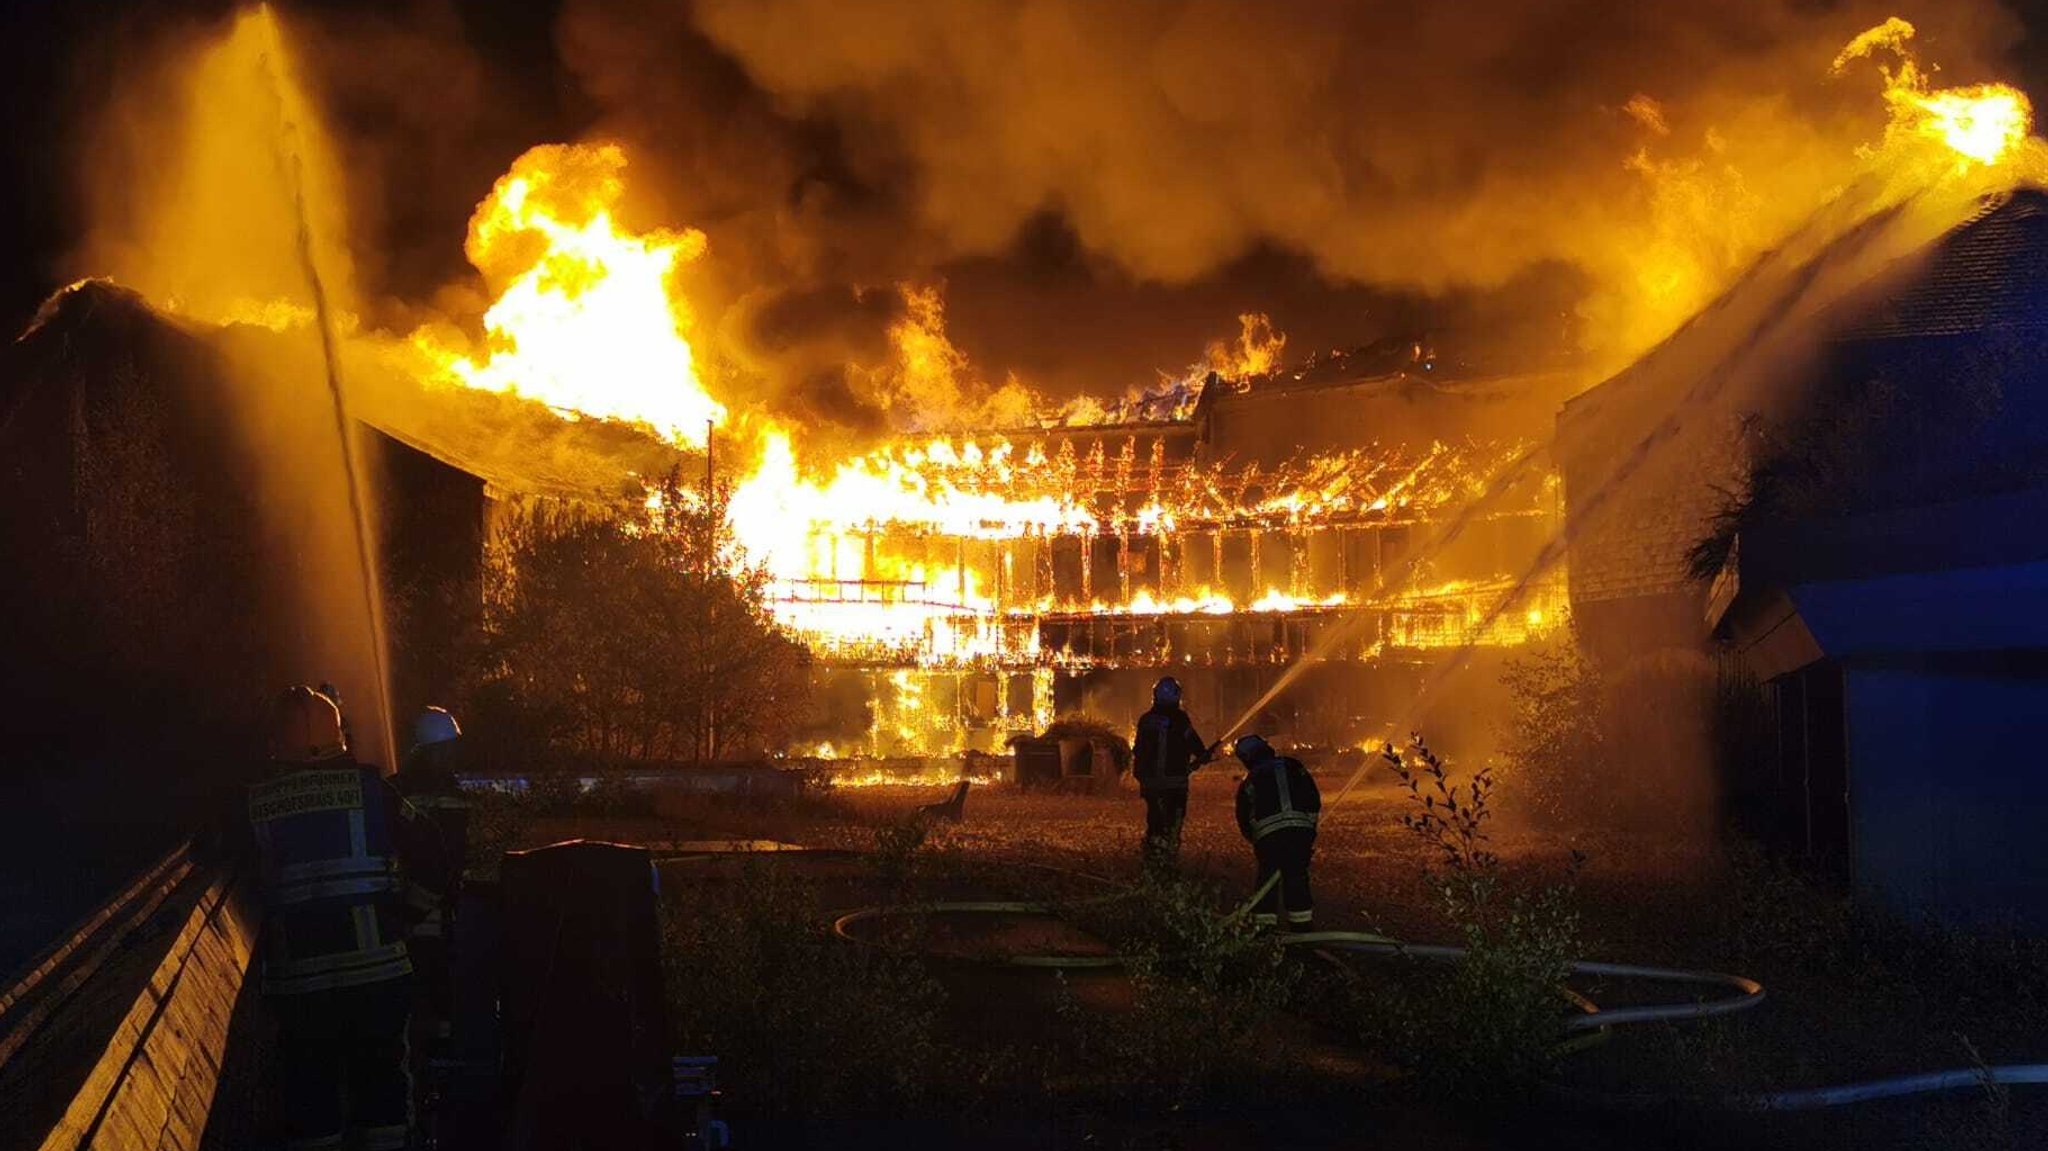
[571,0,2024,380]
[62,0,2035,425]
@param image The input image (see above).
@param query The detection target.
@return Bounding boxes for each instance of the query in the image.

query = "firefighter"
[317,681,354,754]
[1232,734,1321,931]
[244,686,434,1151]
[1132,676,1213,869]
[392,705,471,1066]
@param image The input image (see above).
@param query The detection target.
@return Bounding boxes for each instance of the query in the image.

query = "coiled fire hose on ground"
[828,872,2048,1110]
[764,731,2048,1112]
[829,895,1765,1035]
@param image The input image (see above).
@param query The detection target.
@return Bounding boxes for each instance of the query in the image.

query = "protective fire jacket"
[392,739,471,940]
[1132,704,1209,796]
[245,758,429,995]
[1235,754,1322,842]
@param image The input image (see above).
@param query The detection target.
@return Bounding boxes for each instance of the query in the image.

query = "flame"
[1210,313,1287,380]
[819,764,1006,788]
[727,426,1098,665]
[1833,17,2032,171]
[728,427,1098,568]
[1910,85,2031,166]
[410,143,726,447]
[1377,577,1572,651]
[714,422,1549,668]
[879,286,1037,428]
[1055,312,1286,426]
[1583,18,2037,372]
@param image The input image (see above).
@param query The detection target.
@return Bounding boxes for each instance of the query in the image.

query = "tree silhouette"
[476,467,810,763]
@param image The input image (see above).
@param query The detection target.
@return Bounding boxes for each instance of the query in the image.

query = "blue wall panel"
[1847,667,2048,928]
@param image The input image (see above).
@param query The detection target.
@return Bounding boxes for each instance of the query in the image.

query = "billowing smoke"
[585,0,2023,373]
[62,0,2033,428]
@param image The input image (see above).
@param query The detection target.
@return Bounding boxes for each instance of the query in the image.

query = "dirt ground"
[498,771,1730,956]
[481,770,2048,1150]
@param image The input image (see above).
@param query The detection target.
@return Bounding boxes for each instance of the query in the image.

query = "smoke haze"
[58,0,2036,423]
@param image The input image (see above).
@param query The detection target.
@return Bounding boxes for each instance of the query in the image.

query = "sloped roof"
[1556,185,2048,614]
[1839,189,2048,340]
[7,281,681,504]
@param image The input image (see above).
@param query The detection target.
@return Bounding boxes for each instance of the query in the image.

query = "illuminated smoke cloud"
[659,0,2022,367]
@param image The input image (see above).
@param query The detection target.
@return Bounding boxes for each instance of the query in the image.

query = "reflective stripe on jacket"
[393,739,472,902]
[1132,705,1207,795]
[1235,755,1322,842]
[247,761,414,995]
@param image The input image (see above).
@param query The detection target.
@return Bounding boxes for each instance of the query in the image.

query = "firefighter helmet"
[414,706,462,748]
[1152,676,1183,707]
[271,685,348,762]
[1232,734,1275,765]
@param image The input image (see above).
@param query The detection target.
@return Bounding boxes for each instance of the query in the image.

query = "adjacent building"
[1561,189,2048,927]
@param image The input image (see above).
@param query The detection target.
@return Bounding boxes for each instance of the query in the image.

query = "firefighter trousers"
[1252,828,1315,930]
[408,931,453,1051]
[1142,790,1188,867]
[271,975,414,1151]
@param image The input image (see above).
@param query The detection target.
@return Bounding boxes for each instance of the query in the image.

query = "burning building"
[0,274,1577,772]
[749,345,1577,759]
[29,4,2042,788]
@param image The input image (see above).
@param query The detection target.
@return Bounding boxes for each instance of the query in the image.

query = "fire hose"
[809,731,2046,1112]
[830,898,1765,1035]
[830,886,2048,1109]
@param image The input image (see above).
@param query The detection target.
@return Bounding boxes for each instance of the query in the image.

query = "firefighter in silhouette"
[1132,676,1213,869]
[243,686,436,1151]
[393,705,471,1067]
[1232,734,1321,930]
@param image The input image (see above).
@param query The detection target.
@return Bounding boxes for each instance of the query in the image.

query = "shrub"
[523,768,586,815]
[1359,736,1584,1097]
[788,761,838,796]
[458,787,531,881]
[662,861,946,1115]
[1499,638,1720,833]
[1497,638,1605,826]
[1058,874,1296,1105]
[578,773,654,817]
[476,471,811,763]
[1724,841,2048,1030]
[1039,714,1133,773]
[869,815,930,893]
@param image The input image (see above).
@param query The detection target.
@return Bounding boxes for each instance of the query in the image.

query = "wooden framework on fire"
[768,433,1569,673]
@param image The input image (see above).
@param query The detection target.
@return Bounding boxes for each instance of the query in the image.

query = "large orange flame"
[410,143,726,447]
[86,7,2040,699]
[1834,17,2033,170]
